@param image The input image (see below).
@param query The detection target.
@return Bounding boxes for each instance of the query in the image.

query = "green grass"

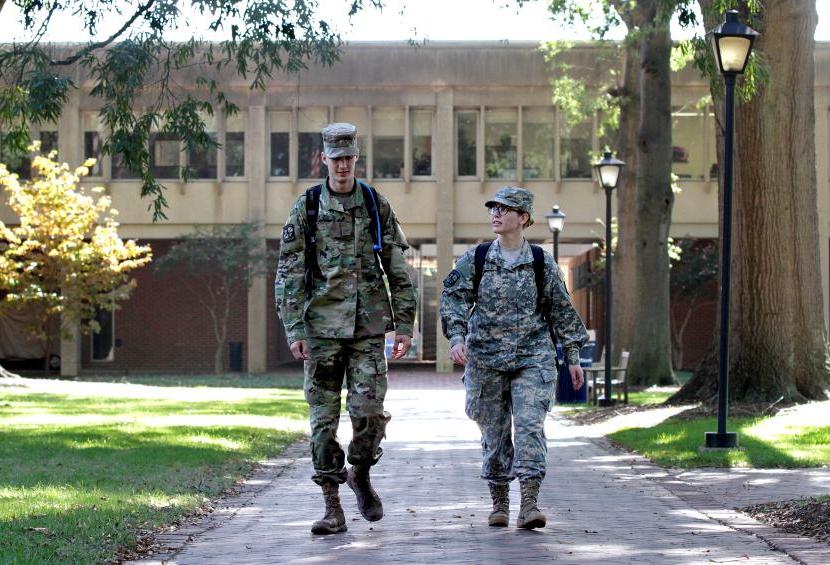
[76,371,304,389]
[0,384,307,564]
[627,390,674,405]
[610,416,830,468]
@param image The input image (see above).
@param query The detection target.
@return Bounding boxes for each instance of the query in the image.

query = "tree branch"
[50,0,158,67]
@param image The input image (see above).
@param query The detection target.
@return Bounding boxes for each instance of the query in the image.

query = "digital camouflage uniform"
[275,177,416,486]
[441,236,587,485]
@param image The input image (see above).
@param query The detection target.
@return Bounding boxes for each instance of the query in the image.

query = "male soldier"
[275,123,417,535]
[440,186,587,529]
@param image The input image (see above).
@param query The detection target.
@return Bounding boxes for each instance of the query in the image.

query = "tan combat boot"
[346,465,383,521]
[487,483,510,527]
[516,478,546,529]
[311,482,347,535]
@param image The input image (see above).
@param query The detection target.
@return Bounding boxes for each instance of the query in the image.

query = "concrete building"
[2,41,829,375]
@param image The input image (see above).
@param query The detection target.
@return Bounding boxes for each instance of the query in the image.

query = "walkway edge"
[590,436,830,565]
[129,440,308,564]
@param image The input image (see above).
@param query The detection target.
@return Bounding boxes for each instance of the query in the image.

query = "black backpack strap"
[531,243,561,349]
[472,241,493,299]
[303,185,324,300]
[530,244,546,311]
[358,180,383,253]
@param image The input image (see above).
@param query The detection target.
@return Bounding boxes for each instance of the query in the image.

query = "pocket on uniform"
[537,368,556,412]
[464,370,484,421]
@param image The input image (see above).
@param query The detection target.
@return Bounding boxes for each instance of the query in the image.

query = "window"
[0,134,31,178]
[188,112,217,179]
[456,110,478,177]
[111,151,139,179]
[522,107,555,180]
[560,118,592,179]
[40,129,58,155]
[92,308,114,361]
[225,111,246,178]
[335,107,368,178]
[269,110,290,177]
[373,108,404,179]
[706,109,719,180]
[485,108,517,179]
[672,106,705,180]
[150,132,180,178]
[411,109,432,177]
[82,112,103,176]
[298,108,328,179]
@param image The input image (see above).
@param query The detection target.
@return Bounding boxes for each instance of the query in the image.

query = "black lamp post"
[705,10,758,449]
[593,151,624,407]
[546,205,566,264]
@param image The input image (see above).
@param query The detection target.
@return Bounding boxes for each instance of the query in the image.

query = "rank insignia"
[443,269,461,288]
[282,224,296,243]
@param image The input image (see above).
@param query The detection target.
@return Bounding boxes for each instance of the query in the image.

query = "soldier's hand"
[449,343,468,366]
[290,340,310,360]
[570,364,584,390]
[391,334,411,359]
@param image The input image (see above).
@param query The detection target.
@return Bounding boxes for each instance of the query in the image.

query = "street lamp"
[545,205,566,263]
[705,10,758,450]
[593,151,624,407]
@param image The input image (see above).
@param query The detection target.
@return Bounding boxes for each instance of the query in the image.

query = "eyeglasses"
[488,205,519,218]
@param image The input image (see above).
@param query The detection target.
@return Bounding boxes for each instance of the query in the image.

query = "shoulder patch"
[443,269,461,288]
[282,223,296,243]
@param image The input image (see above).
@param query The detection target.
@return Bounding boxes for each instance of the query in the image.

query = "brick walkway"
[137,368,830,564]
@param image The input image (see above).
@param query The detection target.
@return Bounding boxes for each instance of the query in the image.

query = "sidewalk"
[137,368,830,564]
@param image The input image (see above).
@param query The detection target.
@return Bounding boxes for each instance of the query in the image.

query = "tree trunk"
[627,2,676,386]
[674,0,830,402]
[729,0,829,401]
[0,364,22,383]
[611,21,642,367]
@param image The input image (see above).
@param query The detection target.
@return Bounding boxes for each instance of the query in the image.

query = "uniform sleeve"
[378,197,417,337]
[440,249,475,349]
[274,197,308,344]
[545,255,589,366]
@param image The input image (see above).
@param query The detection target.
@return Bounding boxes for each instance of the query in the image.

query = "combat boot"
[487,483,510,527]
[311,482,347,535]
[346,465,383,521]
[516,479,546,529]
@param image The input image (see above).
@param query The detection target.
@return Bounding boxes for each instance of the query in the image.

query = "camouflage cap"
[321,122,359,158]
[485,185,535,227]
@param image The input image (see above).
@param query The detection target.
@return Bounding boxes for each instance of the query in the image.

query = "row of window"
[1,106,720,183]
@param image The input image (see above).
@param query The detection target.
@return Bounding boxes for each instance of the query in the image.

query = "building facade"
[2,41,829,374]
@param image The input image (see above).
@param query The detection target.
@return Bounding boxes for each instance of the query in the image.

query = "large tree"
[674,0,830,402]
[545,0,696,386]
[0,0,382,219]
[0,149,152,371]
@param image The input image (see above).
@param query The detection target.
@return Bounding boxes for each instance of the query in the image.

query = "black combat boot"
[346,465,383,521]
[487,483,510,527]
[516,478,546,529]
[311,482,347,535]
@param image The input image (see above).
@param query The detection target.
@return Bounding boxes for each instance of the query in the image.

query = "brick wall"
[82,239,249,373]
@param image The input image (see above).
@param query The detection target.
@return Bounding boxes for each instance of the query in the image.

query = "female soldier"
[440,186,587,529]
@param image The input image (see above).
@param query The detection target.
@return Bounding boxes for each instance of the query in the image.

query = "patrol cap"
[485,185,535,227]
[321,122,359,158]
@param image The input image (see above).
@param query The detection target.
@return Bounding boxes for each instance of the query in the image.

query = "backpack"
[472,241,564,363]
[303,181,383,299]
[472,241,545,310]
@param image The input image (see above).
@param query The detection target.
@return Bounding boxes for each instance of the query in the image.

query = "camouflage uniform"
[441,235,587,485]
[275,161,416,486]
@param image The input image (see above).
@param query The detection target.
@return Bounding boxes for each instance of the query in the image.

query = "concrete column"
[59,93,82,377]
[435,89,455,373]
[247,103,268,373]
[818,103,830,328]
